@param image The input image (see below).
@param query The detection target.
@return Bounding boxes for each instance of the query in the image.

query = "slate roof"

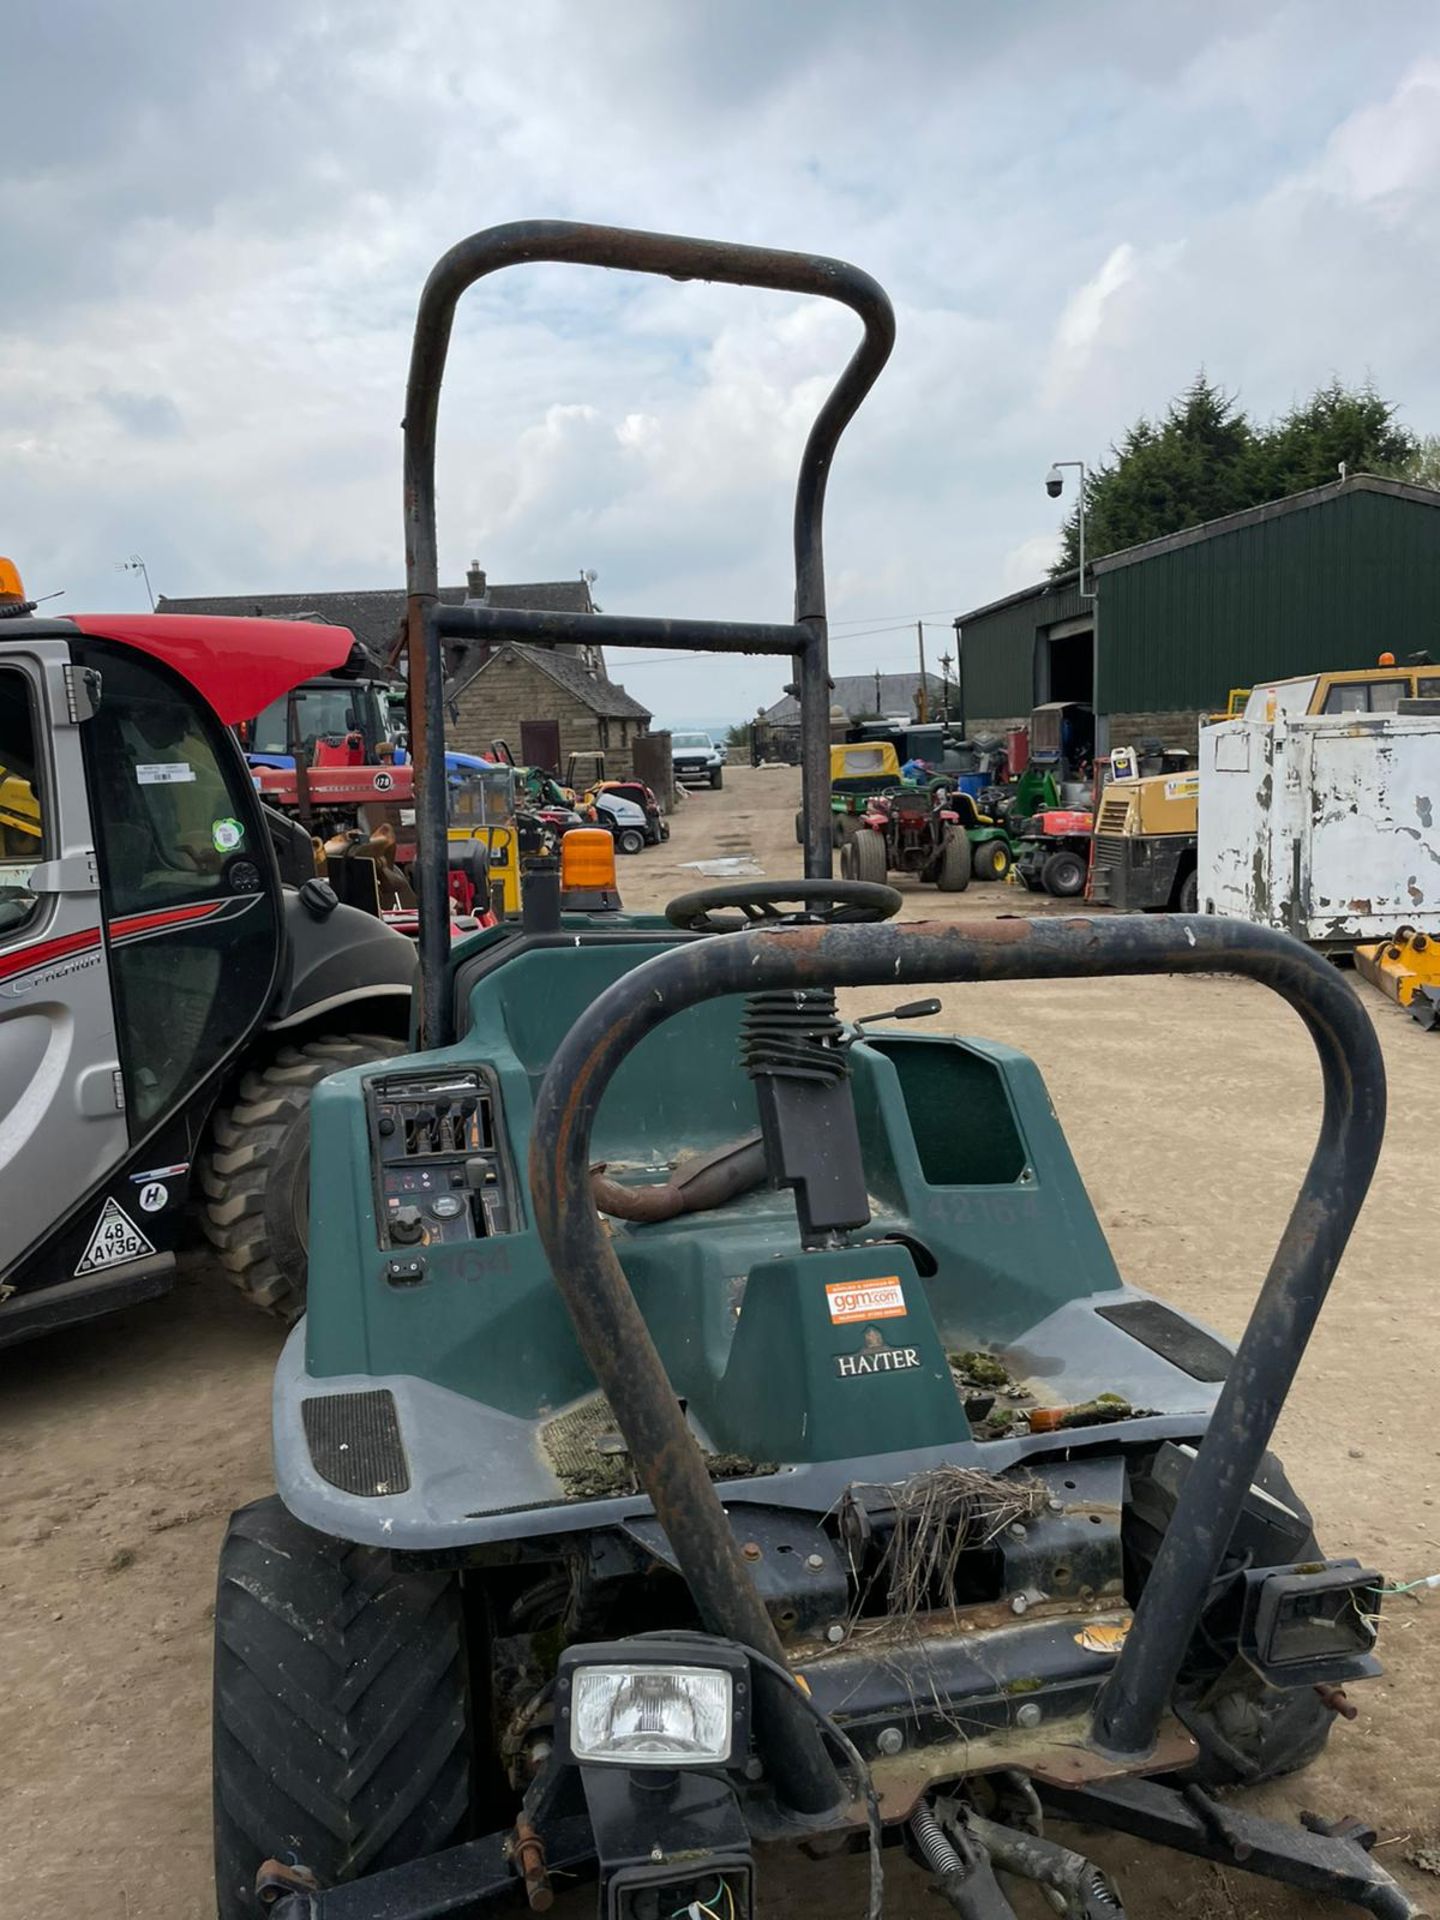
[761,670,944,727]
[155,579,595,668]
[452,642,651,721]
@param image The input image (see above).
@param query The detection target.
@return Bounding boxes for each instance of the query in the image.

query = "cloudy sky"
[8,1,1440,726]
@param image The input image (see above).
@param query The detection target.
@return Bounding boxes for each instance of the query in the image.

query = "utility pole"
[915,620,929,722]
[873,668,882,714]
[940,651,953,724]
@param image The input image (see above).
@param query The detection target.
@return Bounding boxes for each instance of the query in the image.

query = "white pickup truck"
[670,730,725,788]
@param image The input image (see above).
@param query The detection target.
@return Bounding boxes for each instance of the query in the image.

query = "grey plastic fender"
[267,889,416,1033]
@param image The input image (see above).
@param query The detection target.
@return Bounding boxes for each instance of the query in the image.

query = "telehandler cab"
[0,586,416,1337]
[214,224,1409,1920]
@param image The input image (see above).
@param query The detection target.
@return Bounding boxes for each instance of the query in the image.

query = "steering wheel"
[664,879,903,934]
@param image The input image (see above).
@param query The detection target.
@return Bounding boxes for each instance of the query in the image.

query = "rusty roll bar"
[529,914,1386,1774]
[400,220,895,1046]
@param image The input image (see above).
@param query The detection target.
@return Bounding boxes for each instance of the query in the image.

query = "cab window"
[1418,677,1440,700]
[76,642,278,1129]
[251,685,384,758]
[0,669,44,938]
[1322,678,1405,714]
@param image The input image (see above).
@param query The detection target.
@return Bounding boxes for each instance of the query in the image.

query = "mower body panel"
[285,915,1231,1550]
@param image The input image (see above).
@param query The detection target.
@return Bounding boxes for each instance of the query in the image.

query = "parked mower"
[567,753,670,847]
[1013,803,1093,897]
[212,224,1409,1920]
[799,739,908,850]
[0,574,417,1339]
[840,782,972,890]
[937,786,1015,881]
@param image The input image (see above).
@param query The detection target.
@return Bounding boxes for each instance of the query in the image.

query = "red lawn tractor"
[840,783,972,890]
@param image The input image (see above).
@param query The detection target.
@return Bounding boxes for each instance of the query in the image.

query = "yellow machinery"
[1355,930,1440,1029]
[1089,769,1199,911]
[1206,688,1250,723]
[447,761,522,915]
[0,766,40,860]
[1244,662,1440,720]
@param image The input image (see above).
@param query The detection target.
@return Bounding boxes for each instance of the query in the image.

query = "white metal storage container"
[1197,711,1440,946]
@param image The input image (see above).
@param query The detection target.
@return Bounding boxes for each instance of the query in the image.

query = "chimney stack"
[465,561,488,601]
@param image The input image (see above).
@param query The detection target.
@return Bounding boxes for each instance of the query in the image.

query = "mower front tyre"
[936,829,973,892]
[200,1032,405,1320]
[616,827,647,856]
[848,826,889,885]
[213,1497,475,1920]
[1041,848,1087,897]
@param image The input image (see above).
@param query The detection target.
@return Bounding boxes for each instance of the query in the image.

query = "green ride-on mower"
[214,224,1411,1920]
[795,740,908,851]
[941,788,1015,882]
[840,783,972,891]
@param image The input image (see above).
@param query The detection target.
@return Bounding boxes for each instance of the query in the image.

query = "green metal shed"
[954,474,1440,743]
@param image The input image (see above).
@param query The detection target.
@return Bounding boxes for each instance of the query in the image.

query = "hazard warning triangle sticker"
[75,1196,156,1275]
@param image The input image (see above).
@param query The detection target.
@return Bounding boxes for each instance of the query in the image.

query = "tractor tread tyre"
[936,830,973,892]
[213,1497,473,1920]
[200,1033,405,1321]
[1040,848,1087,898]
[850,828,889,886]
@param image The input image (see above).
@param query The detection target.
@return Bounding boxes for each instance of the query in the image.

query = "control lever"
[854,997,942,1031]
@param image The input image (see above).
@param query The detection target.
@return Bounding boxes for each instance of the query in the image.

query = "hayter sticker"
[75,1197,156,1274]
[825,1278,906,1324]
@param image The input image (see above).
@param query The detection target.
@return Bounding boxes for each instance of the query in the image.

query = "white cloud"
[6,3,1440,720]
[1314,60,1440,207]
[1046,244,1140,392]
[1003,534,1063,591]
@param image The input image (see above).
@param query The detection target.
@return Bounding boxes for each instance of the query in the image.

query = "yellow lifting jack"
[1355,928,1440,1030]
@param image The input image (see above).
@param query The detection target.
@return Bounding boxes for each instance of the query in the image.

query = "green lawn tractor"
[214,223,1412,1920]
[944,788,1017,882]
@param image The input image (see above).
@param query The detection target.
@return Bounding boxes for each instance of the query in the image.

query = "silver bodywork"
[0,642,130,1274]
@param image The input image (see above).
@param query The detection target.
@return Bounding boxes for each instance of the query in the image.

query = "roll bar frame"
[401,220,895,1046]
[528,913,1386,1769]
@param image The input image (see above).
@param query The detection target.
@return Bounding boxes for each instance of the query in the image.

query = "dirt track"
[3,763,1437,1918]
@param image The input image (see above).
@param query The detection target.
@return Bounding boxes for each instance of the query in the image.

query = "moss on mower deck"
[541,1393,775,1500]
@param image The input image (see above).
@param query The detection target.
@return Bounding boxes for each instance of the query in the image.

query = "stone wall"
[451,653,639,777]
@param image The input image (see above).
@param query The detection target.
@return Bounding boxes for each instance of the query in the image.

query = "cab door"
[0,642,131,1283]
[70,637,282,1149]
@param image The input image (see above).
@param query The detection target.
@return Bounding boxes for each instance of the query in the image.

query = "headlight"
[571,1664,734,1766]
[1238,1561,1382,1686]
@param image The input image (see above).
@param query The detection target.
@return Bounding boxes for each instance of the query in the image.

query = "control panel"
[367,1069,513,1250]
